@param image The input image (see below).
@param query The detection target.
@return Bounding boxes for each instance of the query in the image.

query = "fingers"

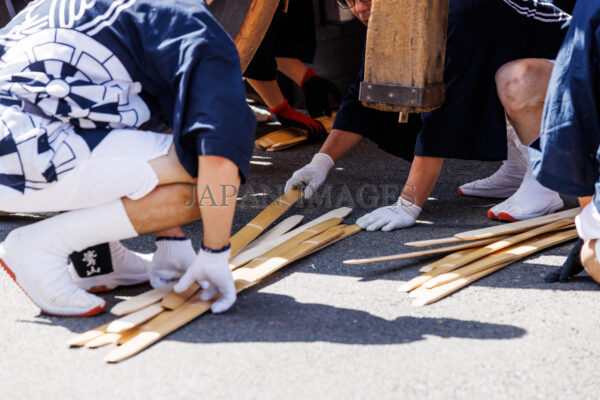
[173,270,198,293]
[211,288,237,314]
[199,283,219,301]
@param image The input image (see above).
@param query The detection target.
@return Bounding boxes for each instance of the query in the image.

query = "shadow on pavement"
[32,292,526,345]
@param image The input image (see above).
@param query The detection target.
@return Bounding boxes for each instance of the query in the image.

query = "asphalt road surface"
[0,122,597,400]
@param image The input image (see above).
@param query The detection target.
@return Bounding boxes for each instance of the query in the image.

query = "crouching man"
[0,0,255,316]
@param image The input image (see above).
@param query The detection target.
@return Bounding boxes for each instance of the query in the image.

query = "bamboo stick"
[104,224,352,363]
[422,229,578,289]
[244,215,304,251]
[454,208,579,240]
[67,322,110,347]
[229,189,301,257]
[343,236,505,264]
[229,207,353,268]
[110,283,174,316]
[412,229,578,306]
[106,303,164,334]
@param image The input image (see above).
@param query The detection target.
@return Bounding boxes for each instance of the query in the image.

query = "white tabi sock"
[0,200,137,316]
[488,146,564,221]
[68,241,152,292]
[458,124,527,198]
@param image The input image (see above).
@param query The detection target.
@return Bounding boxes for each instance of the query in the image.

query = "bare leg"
[246,79,285,109]
[401,156,444,208]
[496,58,554,145]
[276,57,309,86]
[122,183,200,234]
[488,59,563,221]
[581,239,600,284]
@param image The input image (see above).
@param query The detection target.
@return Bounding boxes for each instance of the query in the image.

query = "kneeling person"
[0,0,255,316]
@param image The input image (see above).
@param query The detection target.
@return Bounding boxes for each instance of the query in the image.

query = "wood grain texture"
[412,229,578,306]
[361,0,449,112]
[344,237,505,264]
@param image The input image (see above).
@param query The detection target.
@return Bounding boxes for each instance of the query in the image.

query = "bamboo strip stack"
[67,201,362,362]
[344,209,580,306]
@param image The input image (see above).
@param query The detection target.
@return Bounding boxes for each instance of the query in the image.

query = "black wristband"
[156,236,189,242]
[201,243,231,253]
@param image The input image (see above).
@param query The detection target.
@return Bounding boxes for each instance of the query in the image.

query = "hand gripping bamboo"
[104,224,356,363]
[412,229,578,306]
[160,190,302,309]
[80,219,344,347]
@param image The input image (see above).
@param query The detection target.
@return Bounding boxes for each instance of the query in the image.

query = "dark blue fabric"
[531,0,600,208]
[244,0,316,81]
[334,0,570,161]
[0,0,255,182]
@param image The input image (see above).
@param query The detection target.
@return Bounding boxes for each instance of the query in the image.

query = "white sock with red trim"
[487,146,564,221]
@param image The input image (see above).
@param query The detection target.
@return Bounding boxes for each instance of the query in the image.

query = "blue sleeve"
[532,0,600,199]
[139,4,256,182]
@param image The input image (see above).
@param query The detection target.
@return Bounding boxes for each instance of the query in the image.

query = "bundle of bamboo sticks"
[345,208,580,306]
[67,190,360,363]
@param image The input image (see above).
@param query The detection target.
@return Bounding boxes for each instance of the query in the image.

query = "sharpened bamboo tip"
[343,259,360,264]
[397,284,411,292]
[412,298,427,307]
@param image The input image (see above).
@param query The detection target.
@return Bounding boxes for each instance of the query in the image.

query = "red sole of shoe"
[0,257,106,317]
[487,210,498,220]
[496,212,520,222]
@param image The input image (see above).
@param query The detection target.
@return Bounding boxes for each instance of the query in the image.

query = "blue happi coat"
[0,0,255,196]
[530,0,600,209]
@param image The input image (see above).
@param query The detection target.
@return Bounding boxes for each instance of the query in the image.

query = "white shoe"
[0,231,106,317]
[69,241,152,293]
[459,125,527,198]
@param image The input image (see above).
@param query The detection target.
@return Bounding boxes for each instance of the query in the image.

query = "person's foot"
[487,167,564,222]
[0,227,106,317]
[459,125,527,198]
[68,241,152,293]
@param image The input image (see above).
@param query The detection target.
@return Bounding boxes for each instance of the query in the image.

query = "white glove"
[149,238,197,288]
[173,245,236,313]
[284,153,334,199]
[576,202,600,240]
[356,198,422,232]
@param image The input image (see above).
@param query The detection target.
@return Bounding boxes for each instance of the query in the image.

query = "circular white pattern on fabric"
[45,79,70,98]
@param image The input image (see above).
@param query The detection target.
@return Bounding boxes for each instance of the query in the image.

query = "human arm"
[173,156,240,313]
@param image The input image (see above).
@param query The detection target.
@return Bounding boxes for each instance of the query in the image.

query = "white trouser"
[0,112,172,212]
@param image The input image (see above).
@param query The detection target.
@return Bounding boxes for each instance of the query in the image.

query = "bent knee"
[581,239,600,284]
[495,59,552,116]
